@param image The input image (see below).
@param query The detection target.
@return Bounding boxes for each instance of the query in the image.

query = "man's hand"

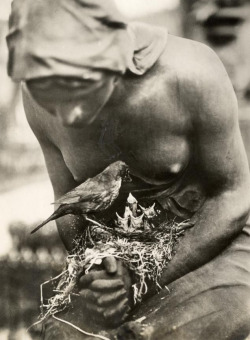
[79,256,133,328]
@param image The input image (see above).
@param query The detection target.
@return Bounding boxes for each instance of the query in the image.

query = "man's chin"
[62,110,101,128]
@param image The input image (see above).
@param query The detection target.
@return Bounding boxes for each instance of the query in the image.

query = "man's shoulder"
[157,34,237,121]
[159,34,229,90]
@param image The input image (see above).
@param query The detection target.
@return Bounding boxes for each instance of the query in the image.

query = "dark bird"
[31,161,131,234]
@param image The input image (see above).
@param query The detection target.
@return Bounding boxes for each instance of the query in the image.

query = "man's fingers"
[85,303,104,315]
[79,270,110,288]
[90,279,124,292]
[79,288,131,327]
[79,257,121,288]
[82,296,128,315]
[85,297,130,326]
[80,287,127,306]
[103,298,130,322]
[79,288,97,302]
[103,256,117,274]
[96,289,127,307]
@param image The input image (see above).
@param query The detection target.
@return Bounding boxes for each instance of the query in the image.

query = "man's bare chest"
[56,109,191,185]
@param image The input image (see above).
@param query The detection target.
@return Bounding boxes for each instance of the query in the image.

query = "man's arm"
[22,85,133,328]
[22,85,86,251]
[161,46,250,285]
[37,142,87,251]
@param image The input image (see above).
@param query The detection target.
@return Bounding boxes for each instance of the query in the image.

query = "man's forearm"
[160,187,250,286]
[56,214,87,251]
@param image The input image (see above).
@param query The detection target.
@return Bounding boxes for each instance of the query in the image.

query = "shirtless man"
[7,0,250,339]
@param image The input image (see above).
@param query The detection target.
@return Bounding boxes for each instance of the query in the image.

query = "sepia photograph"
[1,0,250,339]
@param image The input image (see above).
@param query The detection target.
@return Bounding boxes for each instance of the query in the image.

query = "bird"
[31,161,131,234]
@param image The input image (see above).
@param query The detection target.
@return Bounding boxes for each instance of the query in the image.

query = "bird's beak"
[123,170,132,183]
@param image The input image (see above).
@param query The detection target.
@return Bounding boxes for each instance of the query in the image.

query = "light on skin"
[27,70,120,127]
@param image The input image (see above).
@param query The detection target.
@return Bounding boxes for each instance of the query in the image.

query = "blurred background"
[0,0,250,339]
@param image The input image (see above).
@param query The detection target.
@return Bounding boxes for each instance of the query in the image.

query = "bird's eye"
[122,168,132,182]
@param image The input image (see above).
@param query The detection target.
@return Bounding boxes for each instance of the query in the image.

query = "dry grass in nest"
[35,196,189,324]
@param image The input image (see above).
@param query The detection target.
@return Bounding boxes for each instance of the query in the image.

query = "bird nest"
[37,194,188,322]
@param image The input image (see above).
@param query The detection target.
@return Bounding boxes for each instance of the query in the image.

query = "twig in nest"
[40,270,68,317]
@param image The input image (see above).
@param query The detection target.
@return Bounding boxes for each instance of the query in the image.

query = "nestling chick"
[31,161,131,234]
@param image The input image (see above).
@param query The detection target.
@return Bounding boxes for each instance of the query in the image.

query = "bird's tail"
[30,207,65,234]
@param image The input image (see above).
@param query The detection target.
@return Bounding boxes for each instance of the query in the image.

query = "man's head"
[7,0,131,126]
[7,0,168,126]
[7,0,132,79]
[26,71,119,127]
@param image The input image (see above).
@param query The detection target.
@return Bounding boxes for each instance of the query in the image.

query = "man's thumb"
[103,256,117,274]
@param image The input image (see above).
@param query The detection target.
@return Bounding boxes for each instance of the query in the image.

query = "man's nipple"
[169,163,182,174]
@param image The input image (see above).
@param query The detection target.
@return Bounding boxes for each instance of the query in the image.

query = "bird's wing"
[53,178,101,205]
[78,180,121,206]
[53,185,87,205]
[78,191,103,203]
[54,195,80,205]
